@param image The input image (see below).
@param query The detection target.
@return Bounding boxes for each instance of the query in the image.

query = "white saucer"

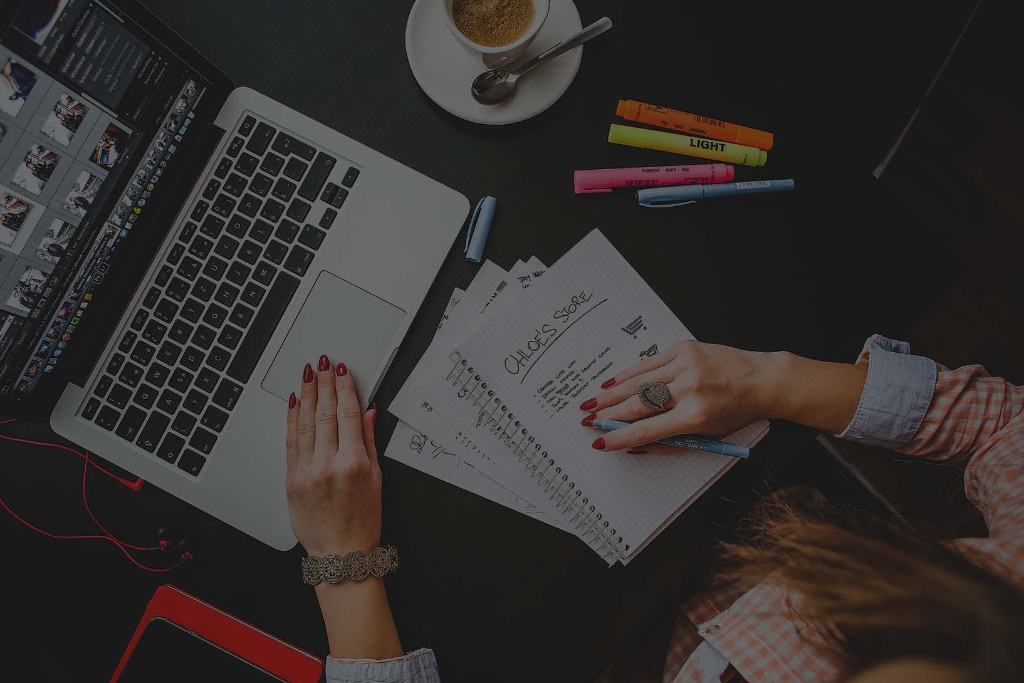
[406,0,583,125]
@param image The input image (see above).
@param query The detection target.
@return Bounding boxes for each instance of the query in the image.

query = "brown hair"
[716,488,1024,683]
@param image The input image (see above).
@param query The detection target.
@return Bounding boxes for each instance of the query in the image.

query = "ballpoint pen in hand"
[582,417,750,459]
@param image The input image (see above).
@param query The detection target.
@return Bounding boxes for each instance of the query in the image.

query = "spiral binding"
[445,351,628,563]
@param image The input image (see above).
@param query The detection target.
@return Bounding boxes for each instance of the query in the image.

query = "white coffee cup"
[439,0,551,68]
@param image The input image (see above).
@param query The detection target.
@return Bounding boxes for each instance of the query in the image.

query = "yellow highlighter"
[608,124,767,167]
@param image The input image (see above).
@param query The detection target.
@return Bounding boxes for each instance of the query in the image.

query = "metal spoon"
[471,17,613,106]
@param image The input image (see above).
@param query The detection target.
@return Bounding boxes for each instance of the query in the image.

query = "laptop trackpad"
[262,272,406,409]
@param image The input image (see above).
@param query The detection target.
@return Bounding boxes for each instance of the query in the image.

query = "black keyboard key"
[171,411,196,436]
[146,362,170,388]
[246,122,276,156]
[177,449,207,476]
[342,166,360,188]
[154,299,178,324]
[202,256,228,281]
[82,398,100,421]
[201,405,229,433]
[238,115,256,137]
[215,282,239,307]
[272,132,316,160]
[207,346,231,372]
[169,369,193,394]
[188,235,213,260]
[181,346,205,372]
[271,177,296,202]
[95,375,113,398]
[223,173,246,197]
[226,271,299,383]
[235,152,258,176]
[212,378,244,411]
[249,173,272,197]
[217,325,242,350]
[158,341,182,366]
[195,367,219,393]
[119,362,143,388]
[283,245,314,276]
[95,405,120,431]
[229,303,255,328]
[286,198,311,222]
[184,390,208,415]
[136,411,170,452]
[202,178,220,201]
[165,277,189,303]
[157,389,182,415]
[108,383,132,409]
[115,406,146,442]
[226,262,251,286]
[226,215,251,238]
[252,262,276,286]
[331,187,349,209]
[260,152,285,176]
[133,383,158,410]
[241,282,265,307]
[157,433,185,463]
[191,277,216,302]
[181,298,204,323]
[192,324,216,350]
[260,198,285,223]
[238,240,261,264]
[283,157,308,181]
[177,256,201,280]
[298,152,336,201]
[321,183,340,204]
[169,320,193,345]
[214,157,233,179]
[167,243,185,265]
[130,340,155,366]
[238,193,261,217]
[263,240,288,265]
[142,287,160,310]
[275,219,300,243]
[203,303,228,328]
[190,200,209,222]
[201,214,225,239]
[299,224,326,250]
[142,320,167,345]
[118,331,137,353]
[320,208,337,229]
[249,219,274,244]
[155,264,174,287]
[106,353,126,375]
[179,221,198,243]
[226,136,244,158]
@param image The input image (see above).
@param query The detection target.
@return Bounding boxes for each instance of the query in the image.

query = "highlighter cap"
[574,170,615,194]
[722,164,736,182]
[739,127,774,151]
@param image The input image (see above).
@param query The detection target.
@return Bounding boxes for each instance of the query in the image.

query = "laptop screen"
[0,0,223,406]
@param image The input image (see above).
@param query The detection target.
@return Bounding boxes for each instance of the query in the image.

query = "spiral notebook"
[416,230,769,564]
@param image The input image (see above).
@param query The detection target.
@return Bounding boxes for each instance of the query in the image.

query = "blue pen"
[637,179,795,208]
[587,418,750,459]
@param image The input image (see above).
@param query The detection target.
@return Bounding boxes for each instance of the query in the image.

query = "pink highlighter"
[573,163,735,194]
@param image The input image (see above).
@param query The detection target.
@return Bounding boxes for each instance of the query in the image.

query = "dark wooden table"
[2,1,978,680]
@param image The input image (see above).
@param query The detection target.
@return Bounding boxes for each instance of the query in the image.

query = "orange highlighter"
[616,99,774,151]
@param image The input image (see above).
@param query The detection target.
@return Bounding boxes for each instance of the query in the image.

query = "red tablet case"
[110,584,323,682]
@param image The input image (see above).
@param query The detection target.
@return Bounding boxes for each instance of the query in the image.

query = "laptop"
[0,0,468,549]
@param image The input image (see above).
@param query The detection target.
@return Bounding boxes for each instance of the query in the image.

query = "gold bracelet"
[301,545,398,585]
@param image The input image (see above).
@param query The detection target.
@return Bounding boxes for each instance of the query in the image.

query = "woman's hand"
[285,354,380,557]
[580,341,785,453]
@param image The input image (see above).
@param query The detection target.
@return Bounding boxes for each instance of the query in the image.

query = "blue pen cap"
[465,196,497,263]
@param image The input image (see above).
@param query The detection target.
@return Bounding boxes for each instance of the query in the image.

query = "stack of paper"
[385,231,768,564]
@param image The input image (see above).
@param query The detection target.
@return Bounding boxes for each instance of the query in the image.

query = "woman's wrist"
[759,352,867,432]
[755,350,797,421]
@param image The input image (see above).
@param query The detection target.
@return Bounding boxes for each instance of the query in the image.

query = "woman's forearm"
[763,352,868,434]
[316,580,403,660]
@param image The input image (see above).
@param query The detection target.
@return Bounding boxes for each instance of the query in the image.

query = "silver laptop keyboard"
[79,112,359,478]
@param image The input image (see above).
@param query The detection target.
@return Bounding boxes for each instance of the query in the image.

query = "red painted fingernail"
[592,437,605,450]
[581,418,593,427]
[601,378,616,389]
[303,363,314,383]
[627,450,648,455]
[336,362,348,377]
[580,398,597,411]
[288,392,296,409]
[318,354,330,372]
[371,403,377,424]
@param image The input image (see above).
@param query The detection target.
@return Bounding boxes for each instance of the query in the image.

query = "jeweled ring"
[637,381,671,411]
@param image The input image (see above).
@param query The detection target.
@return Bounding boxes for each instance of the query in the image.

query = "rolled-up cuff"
[836,335,936,448]
[326,648,440,683]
